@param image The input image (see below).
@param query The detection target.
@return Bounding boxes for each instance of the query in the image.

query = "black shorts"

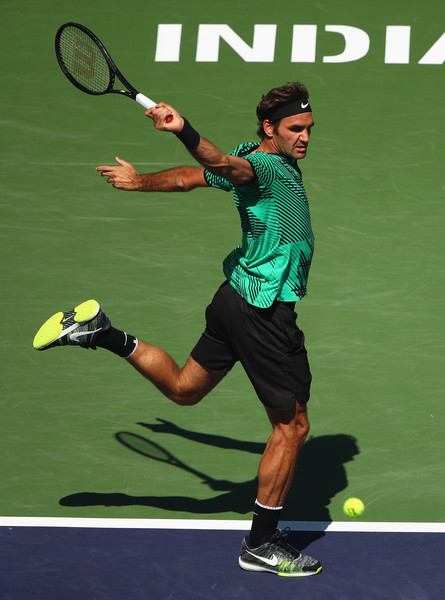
[191,281,311,410]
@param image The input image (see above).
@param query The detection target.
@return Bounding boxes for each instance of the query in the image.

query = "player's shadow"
[60,418,359,546]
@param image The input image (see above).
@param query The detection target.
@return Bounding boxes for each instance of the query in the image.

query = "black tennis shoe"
[239,528,322,577]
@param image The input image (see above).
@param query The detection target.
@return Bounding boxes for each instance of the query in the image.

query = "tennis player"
[33,81,322,577]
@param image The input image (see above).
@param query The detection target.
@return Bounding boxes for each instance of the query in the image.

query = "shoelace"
[273,528,302,559]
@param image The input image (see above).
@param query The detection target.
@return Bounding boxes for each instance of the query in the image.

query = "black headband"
[268,99,312,121]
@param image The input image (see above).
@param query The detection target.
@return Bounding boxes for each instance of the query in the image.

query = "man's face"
[265,112,314,160]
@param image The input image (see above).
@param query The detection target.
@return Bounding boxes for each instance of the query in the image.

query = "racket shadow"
[59,423,359,531]
[135,421,360,522]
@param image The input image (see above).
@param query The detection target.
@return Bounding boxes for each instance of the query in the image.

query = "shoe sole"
[239,557,322,577]
[33,300,100,350]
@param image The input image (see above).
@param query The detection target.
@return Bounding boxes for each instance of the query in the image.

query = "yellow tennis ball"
[343,498,365,518]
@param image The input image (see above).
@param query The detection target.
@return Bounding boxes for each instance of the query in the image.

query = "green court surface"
[1,0,444,527]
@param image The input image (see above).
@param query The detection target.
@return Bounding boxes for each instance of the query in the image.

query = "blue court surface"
[1,520,444,599]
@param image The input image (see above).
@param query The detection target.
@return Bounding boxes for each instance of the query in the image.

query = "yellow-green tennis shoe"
[33,299,111,351]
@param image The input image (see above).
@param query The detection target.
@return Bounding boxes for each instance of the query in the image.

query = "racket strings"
[58,26,111,93]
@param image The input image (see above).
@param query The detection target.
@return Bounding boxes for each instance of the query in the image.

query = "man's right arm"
[96,157,208,192]
[146,103,257,187]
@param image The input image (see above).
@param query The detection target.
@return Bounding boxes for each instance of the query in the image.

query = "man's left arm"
[96,157,208,192]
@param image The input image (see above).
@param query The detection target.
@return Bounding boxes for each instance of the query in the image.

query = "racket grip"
[136,94,173,122]
[135,93,156,110]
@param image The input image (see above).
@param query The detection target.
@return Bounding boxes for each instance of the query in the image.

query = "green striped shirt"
[204,142,314,308]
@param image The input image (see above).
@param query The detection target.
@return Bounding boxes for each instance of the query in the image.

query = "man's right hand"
[145,102,184,133]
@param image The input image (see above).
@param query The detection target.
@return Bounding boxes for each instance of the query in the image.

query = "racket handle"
[136,93,173,123]
[135,93,156,109]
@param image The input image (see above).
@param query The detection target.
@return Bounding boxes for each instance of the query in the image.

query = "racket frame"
[55,22,156,109]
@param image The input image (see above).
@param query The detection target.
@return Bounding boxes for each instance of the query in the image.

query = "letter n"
[196,25,276,62]
[418,33,445,65]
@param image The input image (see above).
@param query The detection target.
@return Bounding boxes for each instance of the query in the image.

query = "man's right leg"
[238,400,322,577]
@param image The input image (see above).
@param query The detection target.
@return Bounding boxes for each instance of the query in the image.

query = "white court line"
[0,517,444,533]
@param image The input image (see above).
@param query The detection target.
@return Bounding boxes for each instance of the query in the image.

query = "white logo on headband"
[301,101,309,109]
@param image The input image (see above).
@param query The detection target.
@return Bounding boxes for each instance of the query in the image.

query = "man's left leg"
[32,299,223,405]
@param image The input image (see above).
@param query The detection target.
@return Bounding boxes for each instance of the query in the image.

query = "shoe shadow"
[60,420,359,548]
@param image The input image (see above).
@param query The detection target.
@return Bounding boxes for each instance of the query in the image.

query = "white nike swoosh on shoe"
[70,328,102,343]
[246,550,279,566]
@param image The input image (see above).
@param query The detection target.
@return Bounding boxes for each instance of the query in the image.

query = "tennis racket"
[55,22,171,118]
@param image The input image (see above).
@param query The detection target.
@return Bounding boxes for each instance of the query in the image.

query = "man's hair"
[256,81,310,139]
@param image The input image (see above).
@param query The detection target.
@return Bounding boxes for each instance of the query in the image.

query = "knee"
[282,419,309,444]
[167,389,204,406]
[298,417,310,440]
[164,358,218,406]
[273,414,310,448]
